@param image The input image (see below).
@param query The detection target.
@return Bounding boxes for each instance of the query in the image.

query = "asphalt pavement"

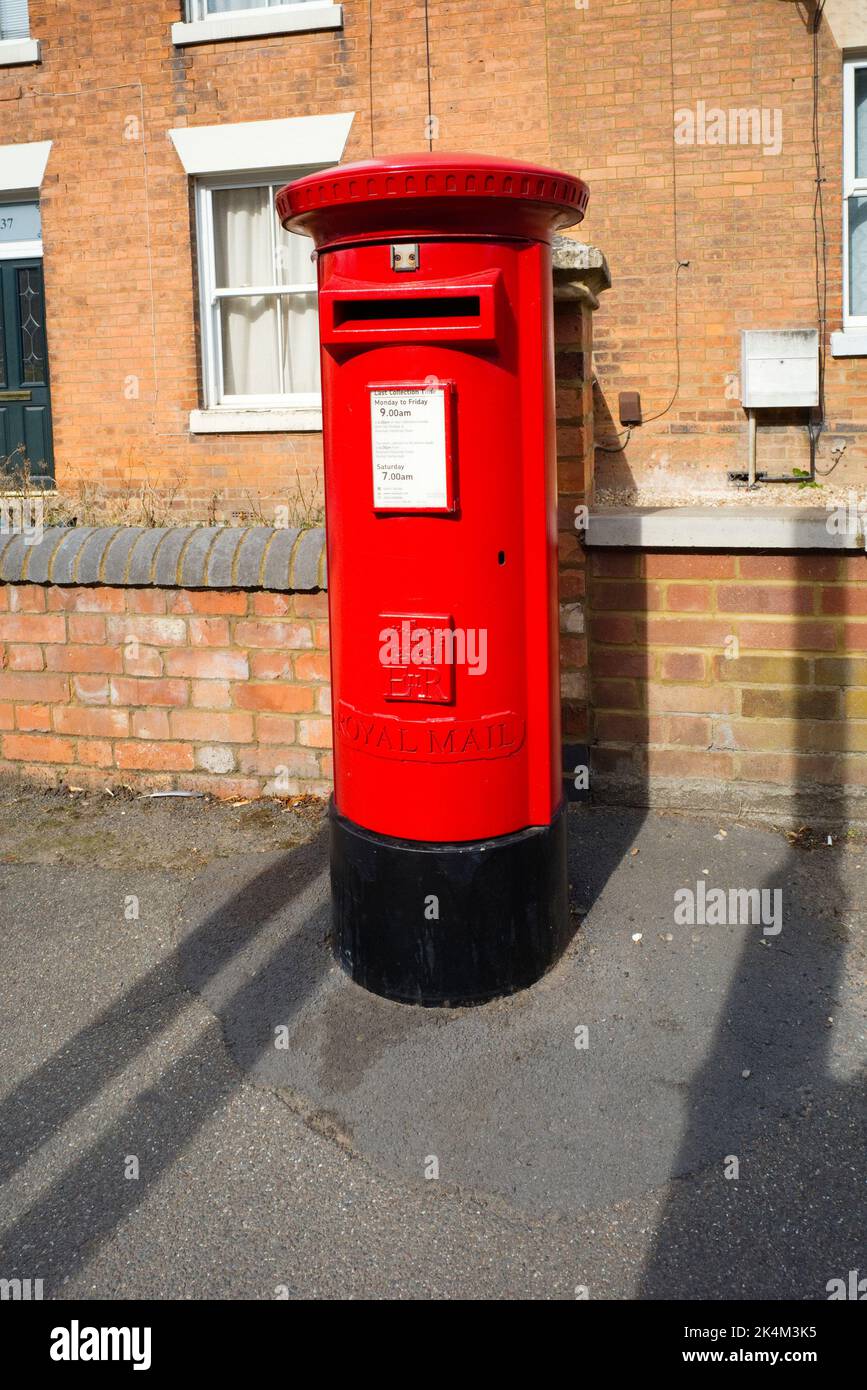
[0,782,864,1299]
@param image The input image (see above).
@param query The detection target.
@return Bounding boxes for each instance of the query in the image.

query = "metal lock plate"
[390,243,419,272]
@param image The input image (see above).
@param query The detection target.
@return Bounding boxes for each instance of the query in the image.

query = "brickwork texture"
[0,1,859,510]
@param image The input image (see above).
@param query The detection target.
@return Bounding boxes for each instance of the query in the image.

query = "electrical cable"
[368,0,376,156]
[641,260,689,423]
[596,427,632,453]
[642,0,688,426]
[424,0,434,152]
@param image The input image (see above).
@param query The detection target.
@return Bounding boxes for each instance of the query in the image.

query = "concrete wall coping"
[6,506,860,587]
[0,525,328,590]
[585,507,867,552]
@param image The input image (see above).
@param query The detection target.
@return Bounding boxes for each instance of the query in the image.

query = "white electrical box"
[740,329,819,409]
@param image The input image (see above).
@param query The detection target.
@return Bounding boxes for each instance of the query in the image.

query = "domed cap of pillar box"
[276,152,589,250]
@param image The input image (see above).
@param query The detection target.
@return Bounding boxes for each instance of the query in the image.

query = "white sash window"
[0,0,29,41]
[175,0,343,43]
[187,0,320,15]
[196,174,320,409]
[844,56,867,326]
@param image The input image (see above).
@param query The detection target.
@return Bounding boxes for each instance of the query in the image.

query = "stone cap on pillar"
[552,235,611,306]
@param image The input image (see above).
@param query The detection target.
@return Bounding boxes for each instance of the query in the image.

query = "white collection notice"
[370,386,450,510]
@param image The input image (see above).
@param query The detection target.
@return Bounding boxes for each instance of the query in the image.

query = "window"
[186,0,320,16]
[196,175,320,411]
[0,0,39,66]
[0,198,41,260]
[844,56,867,326]
[0,0,29,41]
[173,0,342,46]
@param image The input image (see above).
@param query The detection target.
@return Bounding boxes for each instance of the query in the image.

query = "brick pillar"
[553,238,611,752]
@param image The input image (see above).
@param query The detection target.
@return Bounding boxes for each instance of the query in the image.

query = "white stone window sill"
[0,37,41,66]
[831,330,867,357]
[190,407,322,434]
[585,506,867,552]
[172,3,342,47]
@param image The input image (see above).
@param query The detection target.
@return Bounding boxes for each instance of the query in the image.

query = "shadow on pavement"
[640,550,867,1299]
[0,830,330,1288]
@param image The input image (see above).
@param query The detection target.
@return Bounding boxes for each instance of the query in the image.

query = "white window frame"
[843,54,867,329]
[194,169,321,423]
[173,0,341,47]
[0,38,39,65]
[0,0,39,65]
[0,194,42,260]
[0,144,50,259]
[186,0,324,18]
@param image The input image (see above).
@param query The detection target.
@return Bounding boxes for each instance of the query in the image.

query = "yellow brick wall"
[587,550,867,821]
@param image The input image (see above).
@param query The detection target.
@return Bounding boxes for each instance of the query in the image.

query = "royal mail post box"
[277,154,589,1006]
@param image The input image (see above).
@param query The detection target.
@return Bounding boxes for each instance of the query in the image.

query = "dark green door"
[0,259,53,484]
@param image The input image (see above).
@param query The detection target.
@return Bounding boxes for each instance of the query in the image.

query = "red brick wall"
[3,547,867,824]
[0,582,332,797]
[2,0,557,516]
[554,0,851,495]
[556,292,593,744]
[4,2,854,513]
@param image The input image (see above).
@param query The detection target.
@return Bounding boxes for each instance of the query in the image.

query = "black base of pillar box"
[329,802,571,1007]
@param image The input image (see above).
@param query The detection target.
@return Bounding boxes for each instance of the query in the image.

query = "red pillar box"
[277,154,589,1005]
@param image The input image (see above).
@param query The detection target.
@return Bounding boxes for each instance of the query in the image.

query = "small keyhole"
[497,550,506,565]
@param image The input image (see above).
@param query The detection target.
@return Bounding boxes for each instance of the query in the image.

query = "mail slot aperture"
[334,295,481,324]
[319,272,502,345]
